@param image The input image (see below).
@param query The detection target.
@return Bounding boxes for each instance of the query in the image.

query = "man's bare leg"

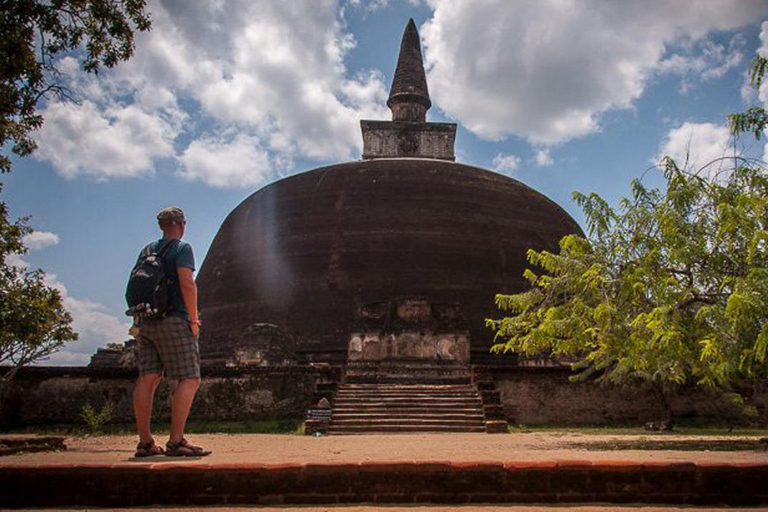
[169,377,200,442]
[133,373,162,443]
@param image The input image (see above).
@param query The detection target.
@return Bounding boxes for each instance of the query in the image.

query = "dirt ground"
[1,432,768,466]
[5,506,768,511]
[3,433,768,511]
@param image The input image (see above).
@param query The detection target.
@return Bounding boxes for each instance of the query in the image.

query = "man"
[132,206,210,457]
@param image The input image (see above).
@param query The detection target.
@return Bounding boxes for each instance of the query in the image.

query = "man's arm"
[178,267,199,338]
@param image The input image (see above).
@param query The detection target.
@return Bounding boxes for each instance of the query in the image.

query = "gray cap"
[157,206,186,224]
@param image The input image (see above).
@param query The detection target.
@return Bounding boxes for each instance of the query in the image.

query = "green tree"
[0,1,151,375]
[487,157,768,423]
[728,55,767,140]
[1,0,152,172]
[0,186,78,380]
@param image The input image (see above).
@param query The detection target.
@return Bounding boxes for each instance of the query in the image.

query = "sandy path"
[5,507,767,511]
[1,432,767,466]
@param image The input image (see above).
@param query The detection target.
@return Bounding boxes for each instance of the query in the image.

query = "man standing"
[131,206,210,457]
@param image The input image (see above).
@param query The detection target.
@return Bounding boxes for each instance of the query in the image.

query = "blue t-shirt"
[138,238,195,319]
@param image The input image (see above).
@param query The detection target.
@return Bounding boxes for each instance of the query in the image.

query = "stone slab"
[1,460,767,507]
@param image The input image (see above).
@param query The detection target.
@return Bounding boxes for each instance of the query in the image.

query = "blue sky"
[4,0,768,365]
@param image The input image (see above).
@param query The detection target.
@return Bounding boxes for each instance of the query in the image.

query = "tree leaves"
[488,159,768,402]
[0,187,77,380]
[0,0,152,172]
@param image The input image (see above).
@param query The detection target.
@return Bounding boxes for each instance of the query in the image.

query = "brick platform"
[2,460,767,507]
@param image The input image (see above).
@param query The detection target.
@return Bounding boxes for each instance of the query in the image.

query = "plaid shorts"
[138,316,201,379]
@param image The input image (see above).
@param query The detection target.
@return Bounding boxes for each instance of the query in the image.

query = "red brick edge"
[1,460,766,507]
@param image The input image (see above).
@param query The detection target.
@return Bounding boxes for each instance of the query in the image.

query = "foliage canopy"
[488,157,768,398]
[0,186,78,379]
[489,53,768,421]
[0,0,151,173]
[0,0,150,375]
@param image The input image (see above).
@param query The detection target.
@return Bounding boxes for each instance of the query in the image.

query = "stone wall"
[360,120,456,160]
[348,332,470,363]
[0,366,338,429]
[1,365,765,428]
[489,366,766,425]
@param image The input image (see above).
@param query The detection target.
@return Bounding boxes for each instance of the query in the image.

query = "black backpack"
[125,239,180,318]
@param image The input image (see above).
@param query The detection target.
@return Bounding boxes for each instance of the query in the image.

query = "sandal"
[165,438,212,457]
[134,439,164,457]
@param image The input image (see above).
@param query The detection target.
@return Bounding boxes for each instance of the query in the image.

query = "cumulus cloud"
[43,274,129,366]
[11,232,128,366]
[535,148,553,167]
[491,153,521,175]
[659,122,735,175]
[6,253,28,270]
[421,0,768,144]
[178,133,274,189]
[34,0,388,187]
[22,231,60,250]
[35,100,178,180]
[658,35,745,93]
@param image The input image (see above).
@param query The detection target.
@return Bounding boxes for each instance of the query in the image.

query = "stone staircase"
[323,362,506,434]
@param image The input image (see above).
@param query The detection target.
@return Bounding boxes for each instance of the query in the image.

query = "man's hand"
[178,266,199,338]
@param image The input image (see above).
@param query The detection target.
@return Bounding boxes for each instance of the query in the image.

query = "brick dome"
[197,158,581,363]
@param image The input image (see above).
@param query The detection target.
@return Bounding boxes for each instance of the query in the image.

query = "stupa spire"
[360,18,455,160]
[387,18,431,122]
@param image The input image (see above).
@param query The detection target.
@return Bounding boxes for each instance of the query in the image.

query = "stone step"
[4,460,766,506]
[327,364,492,435]
[346,361,471,369]
[335,391,479,398]
[339,382,475,388]
[331,412,485,421]
[327,424,487,434]
[333,400,482,409]
[338,390,476,396]
[330,416,484,424]
[332,406,484,414]
[336,390,480,399]
[344,367,472,374]
[335,395,481,402]
[344,376,472,384]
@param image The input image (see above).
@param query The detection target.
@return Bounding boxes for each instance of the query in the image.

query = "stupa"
[196,19,581,367]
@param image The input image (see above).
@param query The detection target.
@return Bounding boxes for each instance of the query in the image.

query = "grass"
[2,418,306,436]
[5,419,766,442]
[570,439,766,451]
[507,423,768,437]
[507,422,768,451]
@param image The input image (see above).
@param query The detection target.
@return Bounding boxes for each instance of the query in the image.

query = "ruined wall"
[0,366,337,429]
[1,365,766,428]
[489,366,766,425]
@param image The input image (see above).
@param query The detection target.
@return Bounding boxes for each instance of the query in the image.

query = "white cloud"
[491,153,521,175]
[178,133,274,189]
[421,0,768,144]
[535,148,554,167]
[22,231,60,250]
[6,253,28,270]
[35,100,178,180]
[658,36,745,93]
[659,122,735,174]
[33,0,389,187]
[44,273,130,366]
[11,234,128,366]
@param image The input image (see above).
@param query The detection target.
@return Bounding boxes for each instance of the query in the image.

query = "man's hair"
[157,206,186,228]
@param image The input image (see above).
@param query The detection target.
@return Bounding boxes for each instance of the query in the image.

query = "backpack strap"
[142,238,179,258]
[156,238,180,258]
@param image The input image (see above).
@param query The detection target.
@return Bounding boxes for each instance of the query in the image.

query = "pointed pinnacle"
[388,18,431,113]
